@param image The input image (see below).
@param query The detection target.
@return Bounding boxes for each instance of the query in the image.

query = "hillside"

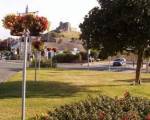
[42,31,80,42]
[59,31,80,39]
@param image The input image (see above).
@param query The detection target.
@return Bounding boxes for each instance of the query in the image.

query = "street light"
[22,30,29,120]
[3,6,46,120]
[20,6,38,120]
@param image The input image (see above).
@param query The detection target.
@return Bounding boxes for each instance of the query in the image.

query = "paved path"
[0,60,23,83]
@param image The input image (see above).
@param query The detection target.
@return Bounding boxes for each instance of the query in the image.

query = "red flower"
[99,111,105,120]
[145,113,150,120]
[3,14,48,36]
[122,116,129,120]
[47,48,51,51]
[124,91,130,98]
[32,40,44,51]
[3,14,16,29]
[52,48,57,52]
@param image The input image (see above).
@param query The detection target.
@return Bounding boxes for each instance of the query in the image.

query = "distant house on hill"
[44,39,85,53]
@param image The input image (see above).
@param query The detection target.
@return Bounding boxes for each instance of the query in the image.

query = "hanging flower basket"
[47,48,51,51]
[2,14,49,36]
[32,40,44,51]
[52,48,57,52]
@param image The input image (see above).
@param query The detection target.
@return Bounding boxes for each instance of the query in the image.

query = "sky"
[0,0,99,39]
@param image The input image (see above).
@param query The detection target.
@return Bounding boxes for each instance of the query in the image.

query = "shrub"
[29,58,57,68]
[33,93,150,120]
[90,50,99,60]
[54,53,80,63]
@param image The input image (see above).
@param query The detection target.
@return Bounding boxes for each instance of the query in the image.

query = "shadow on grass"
[1,78,148,99]
[0,80,86,99]
[8,68,22,72]
[116,78,150,83]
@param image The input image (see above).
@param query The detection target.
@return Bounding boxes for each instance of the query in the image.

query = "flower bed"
[34,93,150,120]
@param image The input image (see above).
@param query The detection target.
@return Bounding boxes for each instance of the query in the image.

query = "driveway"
[0,60,23,83]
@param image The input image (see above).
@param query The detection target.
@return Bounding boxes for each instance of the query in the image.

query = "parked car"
[112,58,126,66]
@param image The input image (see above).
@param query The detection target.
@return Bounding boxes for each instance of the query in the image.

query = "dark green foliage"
[80,52,87,61]
[90,50,99,60]
[80,0,150,84]
[34,94,150,120]
[80,0,150,56]
[144,47,150,59]
[54,53,80,63]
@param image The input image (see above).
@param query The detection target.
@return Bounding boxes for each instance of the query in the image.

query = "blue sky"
[0,0,99,39]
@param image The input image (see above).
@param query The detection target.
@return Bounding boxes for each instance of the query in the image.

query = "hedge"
[54,53,80,63]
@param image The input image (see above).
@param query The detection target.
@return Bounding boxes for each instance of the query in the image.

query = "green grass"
[0,69,150,120]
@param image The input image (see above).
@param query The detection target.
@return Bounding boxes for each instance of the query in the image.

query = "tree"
[80,0,150,85]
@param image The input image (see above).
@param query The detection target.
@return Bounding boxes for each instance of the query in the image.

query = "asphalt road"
[57,62,147,72]
[0,60,148,83]
[0,60,23,83]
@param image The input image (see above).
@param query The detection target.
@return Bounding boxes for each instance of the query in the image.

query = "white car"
[113,58,126,66]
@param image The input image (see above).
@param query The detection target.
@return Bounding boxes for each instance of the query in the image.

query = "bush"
[29,58,57,68]
[90,50,99,60]
[54,53,80,63]
[34,93,150,120]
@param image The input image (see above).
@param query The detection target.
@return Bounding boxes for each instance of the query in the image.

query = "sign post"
[87,49,91,70]
[108,56,111,71]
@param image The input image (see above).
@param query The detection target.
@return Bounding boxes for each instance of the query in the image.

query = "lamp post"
[3,6,47,120]
[22,30,29,120]
[20,6,38,120]
[21,6,29,120]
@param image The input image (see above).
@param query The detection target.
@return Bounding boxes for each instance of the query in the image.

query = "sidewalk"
[4,60,23,64]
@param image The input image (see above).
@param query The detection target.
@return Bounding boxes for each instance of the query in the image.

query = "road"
[57,62,148,72]
[0,60,148,83]
[0,60,23,83]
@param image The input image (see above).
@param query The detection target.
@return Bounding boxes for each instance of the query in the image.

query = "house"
[44,39,85,54]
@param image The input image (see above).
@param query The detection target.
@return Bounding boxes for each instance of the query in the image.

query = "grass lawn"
[0,69,150,120]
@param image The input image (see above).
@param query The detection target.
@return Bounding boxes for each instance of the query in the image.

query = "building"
[56,22,72,32]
